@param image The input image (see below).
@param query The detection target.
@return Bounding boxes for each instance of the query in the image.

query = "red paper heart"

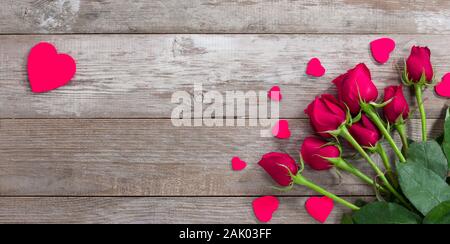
[252,196,279,223]
[268,86,282,101]
[28,42,76,93]
[370,38,396,64]
[306,58,326,77]
[272,120,291,139]
[305,196,334,224]
[435,73,450,98]
[231,157,247,171]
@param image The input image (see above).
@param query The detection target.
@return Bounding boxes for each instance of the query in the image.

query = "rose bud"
[406,46,433,83]
[383,86,410,124]
[333,63,379,114]
[348,114,381,147]
[258,152,299,187]
[300,137,340,171]
[304,94,347,137]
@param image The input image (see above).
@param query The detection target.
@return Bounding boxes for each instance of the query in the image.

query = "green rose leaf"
[402,138,415,156]
[423,201,450,224]
[341,213,354,224]
[442,108,450,169]
[353,202,421,224]
[407,141,448,179]
[398,161,450,215]
[436,133,444,145]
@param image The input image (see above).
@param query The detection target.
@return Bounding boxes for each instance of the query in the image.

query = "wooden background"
[0,0,449,224]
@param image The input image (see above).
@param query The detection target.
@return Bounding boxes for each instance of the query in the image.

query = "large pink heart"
[305,196,334,224]
[435,73,450,98]
[370,38,396,64]
[272,120,291,139]
[268,86,282,101]
[231,157,247,171]
[28,42,76,93]
[252,196,279,223]
[306,58,326,77]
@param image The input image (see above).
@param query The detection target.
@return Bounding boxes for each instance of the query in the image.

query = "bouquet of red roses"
[259,45,450,224]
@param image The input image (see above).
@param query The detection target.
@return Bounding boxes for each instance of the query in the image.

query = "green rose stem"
[325,157,387,193]
[375,143,392,173]
[293,174,360,211]
[338,126,410,207]
[361,103,406,163]
[375,143,398,188]
[395,122,409,155]
[414,84,427,142]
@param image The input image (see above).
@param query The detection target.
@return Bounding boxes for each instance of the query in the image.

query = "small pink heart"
[28,42,76,93]
[252,196,279,223]
[435,73,450,98]
[268,86,282,101]
[272,120,291,139]
[231,157,247,171]
[306,58,326,77]
[305,196,334,224]
[370,38,396,64]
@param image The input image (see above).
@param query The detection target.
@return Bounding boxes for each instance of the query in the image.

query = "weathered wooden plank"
[0,118,442,196]
[0,34,449,119]
[1,0,450,34]
[0,196,372,224]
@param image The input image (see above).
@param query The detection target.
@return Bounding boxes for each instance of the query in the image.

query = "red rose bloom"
[301,137,340,171]
[383,86,410,124]
[333,63,379,114]
[406,46,433,83]
[258,152,299,187]
[348,115,381,147]
[304,94,347,138]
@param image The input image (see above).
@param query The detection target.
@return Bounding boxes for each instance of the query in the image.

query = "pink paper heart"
[272,120,291,139]
[306,58,326,77]
[28,42,76,93]
[231,157,247,171]
[252,196,279,223]
[305,196,334,224]
[370,38,396,64]
[268,86,282,101]
[435,73,450,98]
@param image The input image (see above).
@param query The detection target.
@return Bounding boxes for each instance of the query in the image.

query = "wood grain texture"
[0,34,449,119]
[0,196,372,224]
[1,0,450,224]
[1,0,450,34]
[0,118,442,196]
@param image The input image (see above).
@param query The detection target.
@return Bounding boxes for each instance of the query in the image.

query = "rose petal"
[305,196,334,224]
[231,157,247,171]
[306,58,326,77]
[252,196,279,223]
[370,38,396,64]
[272,120,291,139]
[435,73,450,98]
[268,86,282,101]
